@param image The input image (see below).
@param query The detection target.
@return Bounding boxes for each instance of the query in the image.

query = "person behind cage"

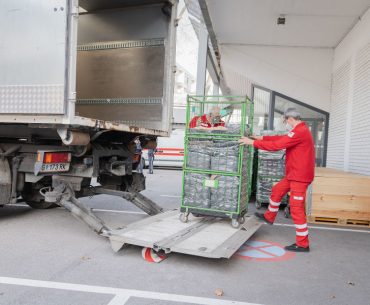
[188,106,225,128]
[239,107,315,252]
[148,148,156,174]
[134,138,144,174]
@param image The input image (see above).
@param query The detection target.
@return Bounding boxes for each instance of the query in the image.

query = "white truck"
[0,0,260,260]
[0,0,177,213]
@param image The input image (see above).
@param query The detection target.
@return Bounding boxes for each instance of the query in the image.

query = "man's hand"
[238,137,254,146]
[250,135,263,140]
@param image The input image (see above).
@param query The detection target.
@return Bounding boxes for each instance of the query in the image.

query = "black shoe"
[254,212,273,225]
[284,243,310,252]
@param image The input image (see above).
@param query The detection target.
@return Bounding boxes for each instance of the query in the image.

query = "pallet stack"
[307,167,370,227]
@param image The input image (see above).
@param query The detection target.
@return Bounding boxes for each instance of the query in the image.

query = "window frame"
[251,84,330,167]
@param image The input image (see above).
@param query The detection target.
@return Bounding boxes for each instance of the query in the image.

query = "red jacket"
[253,122,315,183]
[189,114,225,128]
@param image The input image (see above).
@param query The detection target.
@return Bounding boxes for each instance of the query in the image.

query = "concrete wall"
[327,8,370,175]
[220,44,333,112]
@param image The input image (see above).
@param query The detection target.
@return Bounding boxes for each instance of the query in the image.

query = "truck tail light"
[38,152,71,164]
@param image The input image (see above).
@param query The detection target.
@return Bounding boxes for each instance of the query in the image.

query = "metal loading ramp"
[107,210,261,258]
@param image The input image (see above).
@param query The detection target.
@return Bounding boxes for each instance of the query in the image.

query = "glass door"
[273,94,328,167]
[252,86,271,135]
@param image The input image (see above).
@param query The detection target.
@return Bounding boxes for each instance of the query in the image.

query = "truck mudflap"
[106,210,261,259]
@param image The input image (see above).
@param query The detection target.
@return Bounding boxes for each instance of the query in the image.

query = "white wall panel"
[333,8,370,71]
[326,61,351,170]
[328,7,370,175]
[348,43,370,175]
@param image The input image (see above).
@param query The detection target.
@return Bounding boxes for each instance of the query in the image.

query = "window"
[252,86,271,135]
[252,86,329,167]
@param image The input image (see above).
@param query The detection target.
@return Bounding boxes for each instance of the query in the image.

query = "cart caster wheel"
[284,206,290,218]
[231,219,240,228]
[255,201,262,209]
[238,216,245,224]
[142,247,167,263]
[179,213,189,223]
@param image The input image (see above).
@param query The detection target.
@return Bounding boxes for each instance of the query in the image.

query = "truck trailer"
[0,0,260,260]
[0,0,177,214]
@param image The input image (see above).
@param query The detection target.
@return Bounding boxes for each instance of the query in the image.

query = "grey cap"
[284,107,301,120]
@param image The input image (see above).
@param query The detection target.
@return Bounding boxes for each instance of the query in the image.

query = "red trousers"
[264,178,310,248]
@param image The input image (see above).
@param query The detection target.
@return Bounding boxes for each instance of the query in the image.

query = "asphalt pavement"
[0,169,369,305]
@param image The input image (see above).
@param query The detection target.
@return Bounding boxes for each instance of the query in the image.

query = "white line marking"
[273,223,370,233]
[0,277,262,305]
[160,194,181,198]
[107,294,131,305]
[92,209,146,215]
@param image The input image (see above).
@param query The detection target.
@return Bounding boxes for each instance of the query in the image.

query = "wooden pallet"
[308,168,370,229]
[308,215,370,228]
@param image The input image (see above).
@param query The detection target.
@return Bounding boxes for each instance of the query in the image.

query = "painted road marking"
[107,295,131,305]
[236,240,295,262]
[273,223,370,234]
[0,276,263,305]
[160,194,182,198]
[92,209,146,215]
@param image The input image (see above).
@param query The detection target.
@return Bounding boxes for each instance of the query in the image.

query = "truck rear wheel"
[24,200,58,209]
[21,182,58,209]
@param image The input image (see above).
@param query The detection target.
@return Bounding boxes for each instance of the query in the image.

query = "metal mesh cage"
[181,96,254,220]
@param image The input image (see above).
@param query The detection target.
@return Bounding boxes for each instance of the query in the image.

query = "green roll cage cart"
[180,95,254,228]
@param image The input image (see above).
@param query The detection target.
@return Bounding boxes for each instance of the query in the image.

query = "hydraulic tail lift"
[42,180,261,261]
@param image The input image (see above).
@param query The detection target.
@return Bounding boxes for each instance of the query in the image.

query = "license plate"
[40,163,70,172]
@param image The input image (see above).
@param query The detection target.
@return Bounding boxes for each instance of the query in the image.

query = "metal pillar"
[213,82,219,95]
[196,23,209,96]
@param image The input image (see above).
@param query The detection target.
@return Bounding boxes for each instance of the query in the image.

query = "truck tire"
[21,182,58,209]
[24,200,58,209]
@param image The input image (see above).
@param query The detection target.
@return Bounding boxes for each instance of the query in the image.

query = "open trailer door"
[0,0,78,120]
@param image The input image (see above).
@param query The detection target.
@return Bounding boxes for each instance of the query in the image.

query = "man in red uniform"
[239,108,315,252]
[189,107,225,128]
